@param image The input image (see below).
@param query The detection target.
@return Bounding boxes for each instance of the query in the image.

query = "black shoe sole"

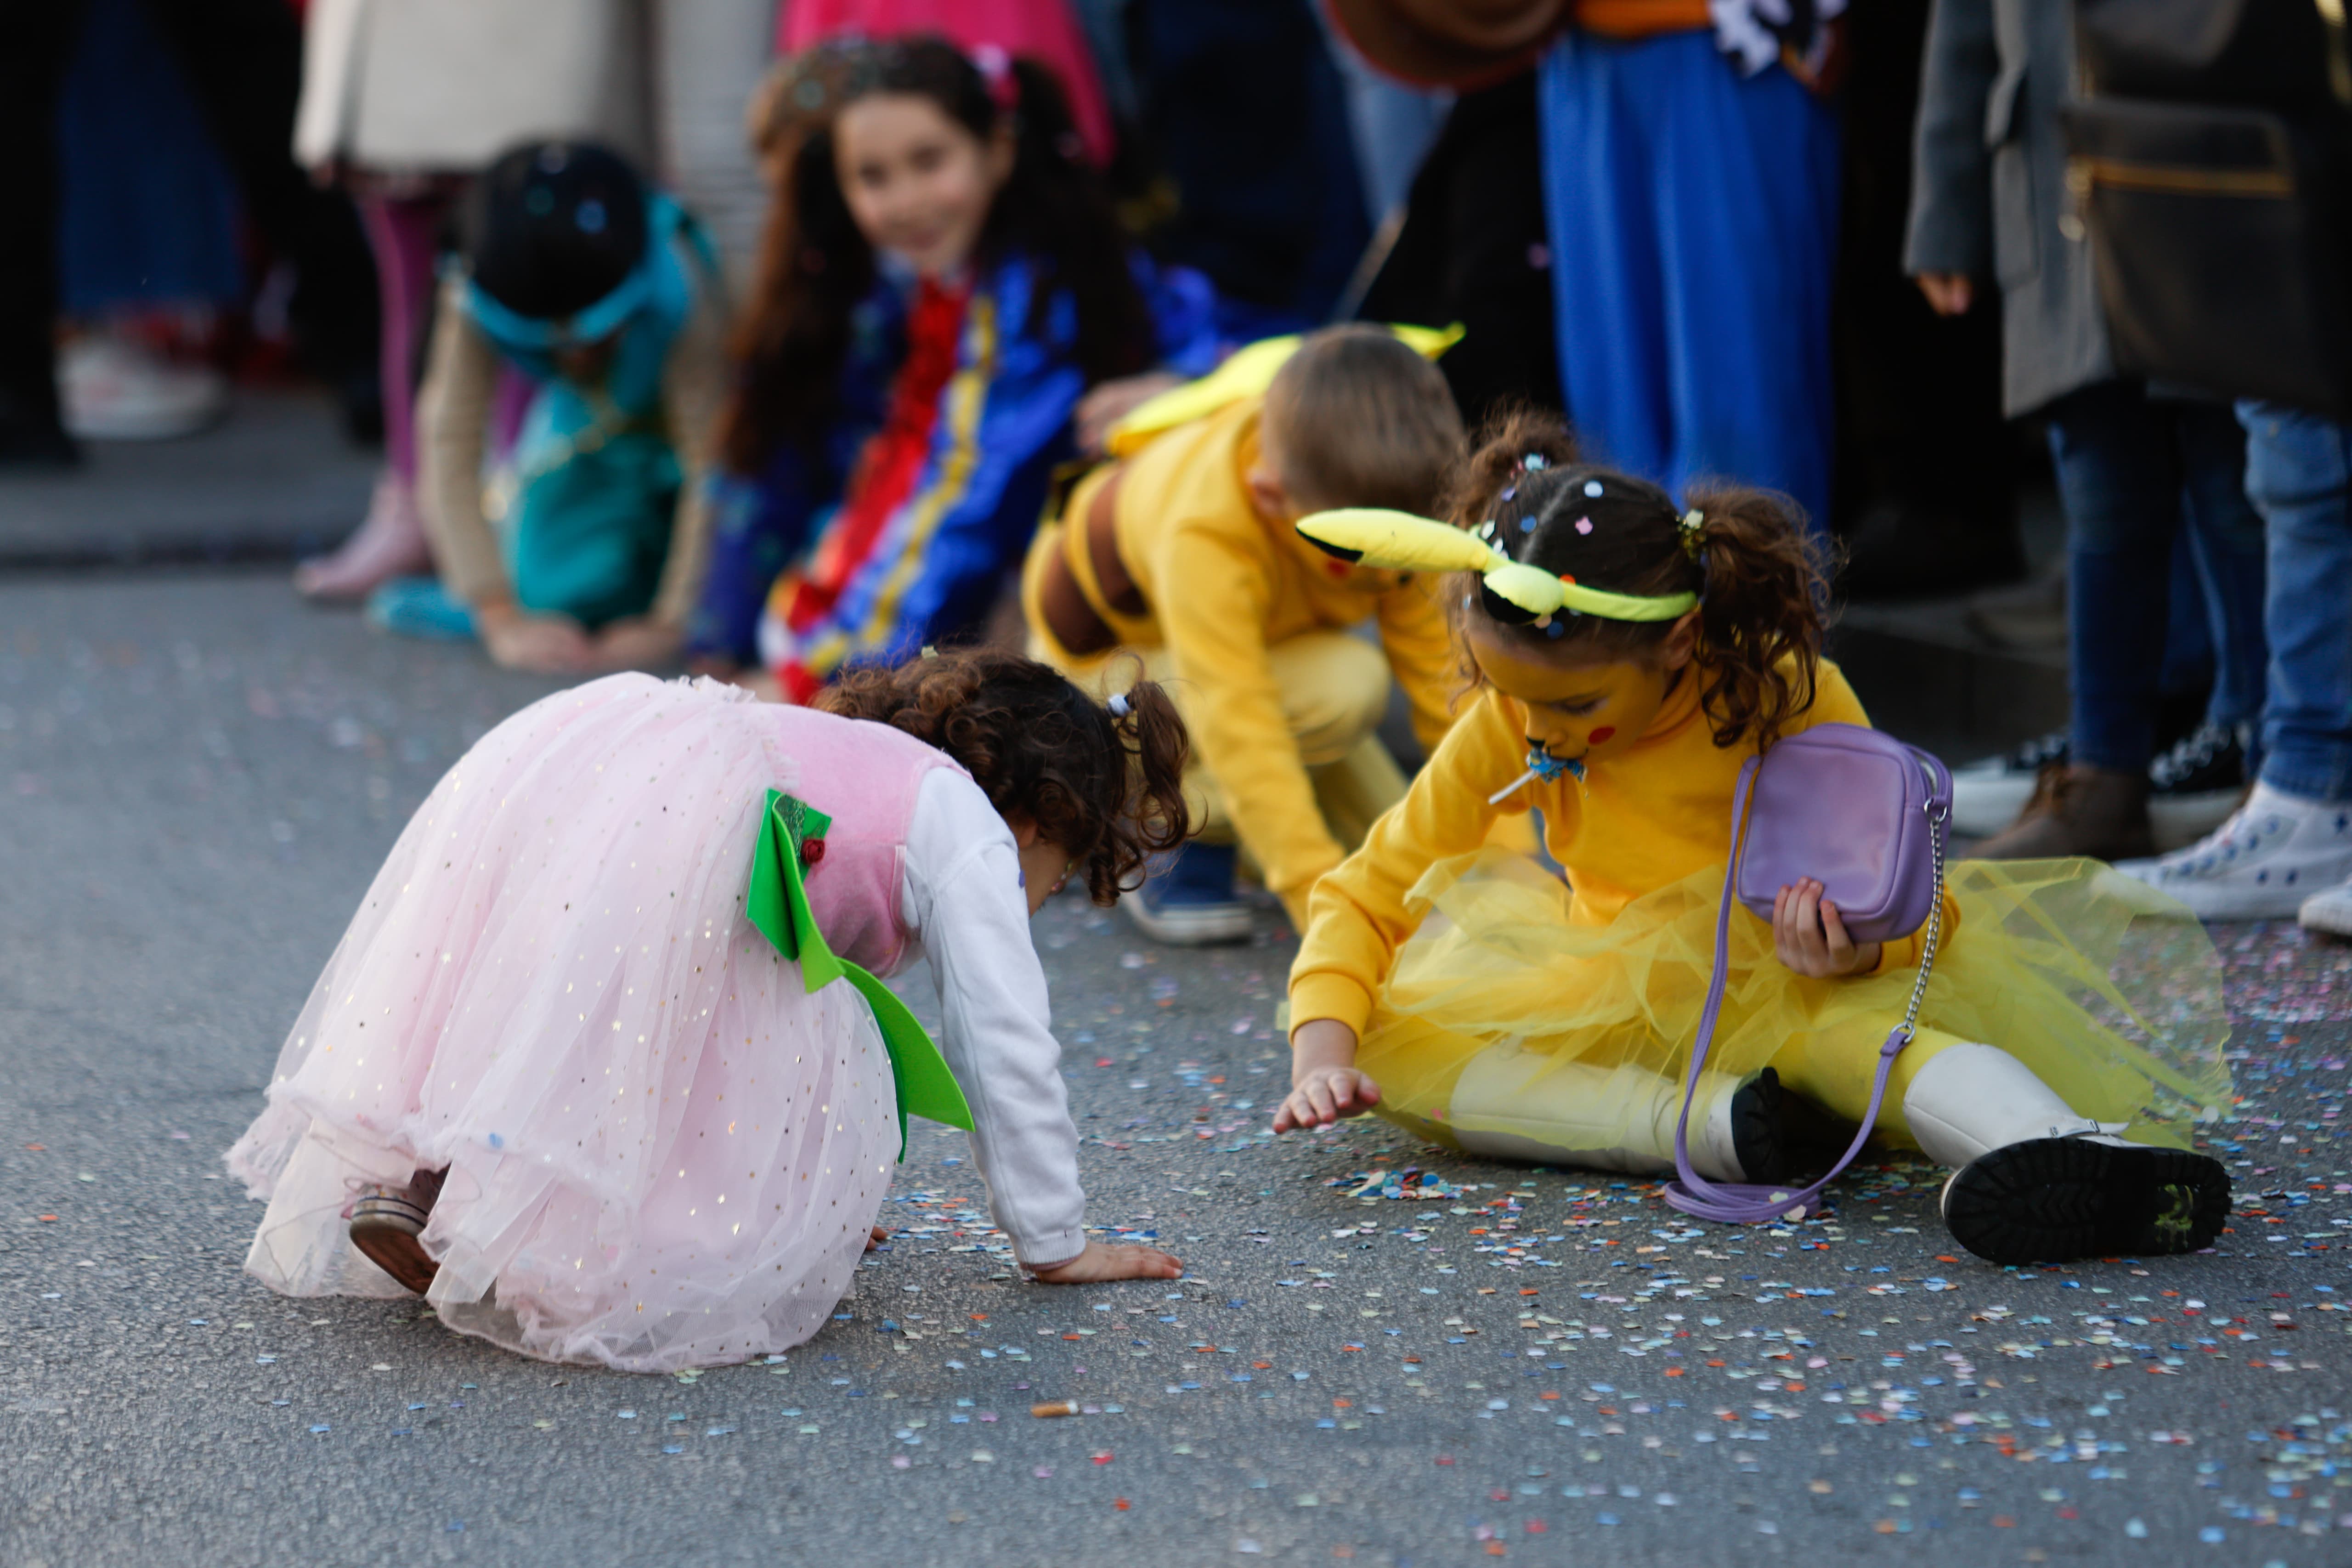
[1729,1067,1787,1186]
[1942,1137,2231,1265]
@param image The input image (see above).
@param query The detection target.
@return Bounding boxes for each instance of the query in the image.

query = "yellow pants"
[1036,625,1408,856]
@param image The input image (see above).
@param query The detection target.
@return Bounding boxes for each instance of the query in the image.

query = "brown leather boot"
[1973,763,2155,861]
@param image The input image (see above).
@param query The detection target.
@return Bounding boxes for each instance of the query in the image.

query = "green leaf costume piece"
[744,789,975,1160]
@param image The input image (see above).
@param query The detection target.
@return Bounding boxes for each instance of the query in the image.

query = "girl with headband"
[1272,412,2233,1266]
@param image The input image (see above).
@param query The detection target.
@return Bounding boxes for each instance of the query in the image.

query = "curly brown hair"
[1441,410,1828,749]
[816,648,1190,903]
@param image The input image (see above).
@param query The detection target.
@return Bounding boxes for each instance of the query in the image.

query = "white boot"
[1901,1042,2107,1166]
[1447,1043,1781,1183]
[1904,1042,2229,1264]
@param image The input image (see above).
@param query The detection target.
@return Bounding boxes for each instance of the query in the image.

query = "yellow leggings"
[1036,625,1408,855]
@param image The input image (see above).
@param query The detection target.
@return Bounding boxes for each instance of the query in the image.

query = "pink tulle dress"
[226,674,960,1371]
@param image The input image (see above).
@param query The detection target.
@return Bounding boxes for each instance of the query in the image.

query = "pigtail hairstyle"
[1443,410,1827,750]
[721,36,1155,473]
[1677,480,1826,749]
[816,648,1191,904]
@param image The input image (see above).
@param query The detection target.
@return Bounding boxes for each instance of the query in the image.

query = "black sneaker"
[2148,723,2250,850]
[1950,731,2070,837]
[1940,1135,2230,1264]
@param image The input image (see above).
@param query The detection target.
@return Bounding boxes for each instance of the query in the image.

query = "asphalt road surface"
[4,570,2348,1567]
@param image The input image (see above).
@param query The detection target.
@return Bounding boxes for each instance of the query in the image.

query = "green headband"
[1295,508,1699,623]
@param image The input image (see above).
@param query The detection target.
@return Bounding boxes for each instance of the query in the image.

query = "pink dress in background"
[783,0,1117,166]
[226,675,958,1371]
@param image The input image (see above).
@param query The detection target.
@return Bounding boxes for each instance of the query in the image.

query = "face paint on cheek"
[1587,725,1617,745]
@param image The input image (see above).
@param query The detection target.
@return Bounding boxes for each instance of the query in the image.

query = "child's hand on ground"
[477,601,594,674]
[1026,1240,1184,1283]
[584,616,683,673]
[1274,1017,1379,1132]
[1274,1065,1383,1131]
[1772,877,1883,978]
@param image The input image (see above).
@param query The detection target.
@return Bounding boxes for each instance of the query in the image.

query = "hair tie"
[1679,509,1706,559]
[971,44,1019,115]
[1107,691,1131,719]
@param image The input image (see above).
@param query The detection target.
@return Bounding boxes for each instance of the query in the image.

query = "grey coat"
[1905,0,2112,418]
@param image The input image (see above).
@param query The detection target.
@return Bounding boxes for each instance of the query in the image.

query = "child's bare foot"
[865,1224,889,1252]
[1025,1240,1184,1283]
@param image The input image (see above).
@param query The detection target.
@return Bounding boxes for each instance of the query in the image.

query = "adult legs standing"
[2121,405,2352,919]
[0,1,89,465]
[1536,29,1840,532]
[1980,384,2265,861]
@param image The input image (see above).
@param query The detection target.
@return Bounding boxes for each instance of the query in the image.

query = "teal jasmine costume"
[373,192,727,640]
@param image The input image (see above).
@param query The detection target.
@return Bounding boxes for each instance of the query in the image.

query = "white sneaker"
[59,334,228,441]
[2115,781,2352,919]
[2299,877,2352,938]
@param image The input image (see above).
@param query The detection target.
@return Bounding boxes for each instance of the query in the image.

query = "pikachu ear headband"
[1295,508,1700,623]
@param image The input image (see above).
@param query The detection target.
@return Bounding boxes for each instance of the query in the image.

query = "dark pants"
[0,2,84,445]
[1358,70,1561,427]
[1130,0,1370,336]
[2047,382,2268,774]
[0,0,375,448]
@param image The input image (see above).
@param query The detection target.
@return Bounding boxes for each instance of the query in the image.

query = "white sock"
[1901,1042,2103,1168]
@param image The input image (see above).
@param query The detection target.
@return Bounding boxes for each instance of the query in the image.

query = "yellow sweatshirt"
[1290,657,1954,1037]
[1112,397,1460,916]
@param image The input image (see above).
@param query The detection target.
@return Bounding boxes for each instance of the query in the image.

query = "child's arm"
[903,772,1181,1283]
[575,277,735,672]
[1280,695,1527,1127]
[415,283,592,673]
[1153,530,1340,929]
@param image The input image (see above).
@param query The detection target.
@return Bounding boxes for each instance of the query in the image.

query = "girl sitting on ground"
[1273,413,2235,1266]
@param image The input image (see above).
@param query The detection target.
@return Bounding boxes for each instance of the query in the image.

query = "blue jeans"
[2239,403,2352,801]
[2046,382,2268,773]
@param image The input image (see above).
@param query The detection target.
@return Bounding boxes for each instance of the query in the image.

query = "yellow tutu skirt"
[1357,849,2234,1157]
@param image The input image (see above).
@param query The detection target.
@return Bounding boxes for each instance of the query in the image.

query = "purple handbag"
[1665,724,1953,1224]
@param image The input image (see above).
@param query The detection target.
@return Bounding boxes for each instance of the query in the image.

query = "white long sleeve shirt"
[893,769,1087,1268]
